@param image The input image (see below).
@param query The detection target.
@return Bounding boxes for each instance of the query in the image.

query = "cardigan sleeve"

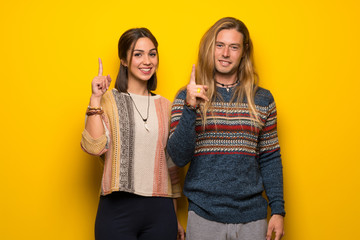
[81,128,108,156]
[80,97,110,156]
[167,90,198,167]
[166,152,182,198]
[257,93,285,216]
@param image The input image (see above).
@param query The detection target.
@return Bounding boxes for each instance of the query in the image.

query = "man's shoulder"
[175,88,187,100]
[254,86,275,105]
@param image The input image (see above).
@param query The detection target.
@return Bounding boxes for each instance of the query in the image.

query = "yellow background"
[1,0,359,239]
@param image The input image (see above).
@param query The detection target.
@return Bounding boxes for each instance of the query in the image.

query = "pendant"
[226,88,230,92]
[144,121,149,132]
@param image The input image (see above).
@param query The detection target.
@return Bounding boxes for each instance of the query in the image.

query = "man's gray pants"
[186,211,267,240]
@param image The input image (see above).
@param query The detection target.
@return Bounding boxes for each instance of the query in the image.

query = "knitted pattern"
[81,90,181,198]
[167,86,285,223]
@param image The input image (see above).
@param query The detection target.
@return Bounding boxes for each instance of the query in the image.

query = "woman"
[81,28,184,240]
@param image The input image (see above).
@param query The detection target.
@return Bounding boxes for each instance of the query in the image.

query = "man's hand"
[266,214,284,240]
[185,64,209,107]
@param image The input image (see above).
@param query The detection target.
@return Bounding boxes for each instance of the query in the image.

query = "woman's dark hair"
[115,28,158,92]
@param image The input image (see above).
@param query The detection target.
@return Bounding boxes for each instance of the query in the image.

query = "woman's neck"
[127,79,148,96]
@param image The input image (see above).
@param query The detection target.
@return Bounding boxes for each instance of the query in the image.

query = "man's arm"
[266,214,285,240]
[257,93,285,239]
[258,96,285,216]
[167,90,198,167]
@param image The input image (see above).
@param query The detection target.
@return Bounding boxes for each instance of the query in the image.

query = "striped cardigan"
[167,86,285,223]
[81,89,181,198]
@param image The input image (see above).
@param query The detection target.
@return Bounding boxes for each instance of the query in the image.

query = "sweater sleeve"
[167,90,198,167]
[257,93,285,216]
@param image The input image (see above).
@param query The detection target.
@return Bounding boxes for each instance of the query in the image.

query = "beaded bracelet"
[184,101,198,111]
[86,109,104,116]
[88,106,102,111]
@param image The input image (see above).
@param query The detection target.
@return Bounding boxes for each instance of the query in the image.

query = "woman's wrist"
[89,95,102,107]
[86,97,103,116]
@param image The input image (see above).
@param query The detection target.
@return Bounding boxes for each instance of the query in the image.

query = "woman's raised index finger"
[98,58,103,76]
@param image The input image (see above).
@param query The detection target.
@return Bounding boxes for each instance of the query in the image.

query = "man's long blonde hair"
[196,17,262,127]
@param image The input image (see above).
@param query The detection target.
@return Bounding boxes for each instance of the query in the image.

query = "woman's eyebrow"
[134,48,157,52]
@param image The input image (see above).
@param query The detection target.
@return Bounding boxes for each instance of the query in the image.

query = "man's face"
[214,29,244,77]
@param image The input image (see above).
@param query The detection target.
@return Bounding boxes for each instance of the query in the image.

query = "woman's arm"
[81,58,111,155]
[85,58,111,137]
[173,199,185,240]
[85,96,105,138]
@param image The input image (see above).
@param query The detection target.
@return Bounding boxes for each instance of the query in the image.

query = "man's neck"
[214,72,238,85]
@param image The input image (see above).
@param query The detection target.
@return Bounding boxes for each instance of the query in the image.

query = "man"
[167,17,285,240]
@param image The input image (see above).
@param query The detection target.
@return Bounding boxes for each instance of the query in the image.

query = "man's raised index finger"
[98,58,103,76]
[189,64,196,85]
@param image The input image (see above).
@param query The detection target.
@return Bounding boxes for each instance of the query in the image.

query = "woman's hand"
[186,64,209,107]
[91,58,112,99]
[177,221,185,240]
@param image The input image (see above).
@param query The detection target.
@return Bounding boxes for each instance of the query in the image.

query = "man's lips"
[219,60,232,67]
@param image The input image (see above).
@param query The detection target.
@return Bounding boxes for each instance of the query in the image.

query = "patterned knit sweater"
[167,86,285,223]
[81,89,181,198]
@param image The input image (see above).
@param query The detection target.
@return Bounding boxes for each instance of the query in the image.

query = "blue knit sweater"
[167,86,285,224]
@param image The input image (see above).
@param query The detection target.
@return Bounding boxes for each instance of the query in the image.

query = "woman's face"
[124,37,158,84]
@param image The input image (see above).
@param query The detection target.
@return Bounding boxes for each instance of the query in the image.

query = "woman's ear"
[120,59,127,67]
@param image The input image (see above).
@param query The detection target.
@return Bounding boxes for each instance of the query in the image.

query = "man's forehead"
[215,40,242,45]
[216,29,243,45]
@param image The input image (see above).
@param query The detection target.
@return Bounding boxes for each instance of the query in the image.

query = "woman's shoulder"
[154,94,171,106]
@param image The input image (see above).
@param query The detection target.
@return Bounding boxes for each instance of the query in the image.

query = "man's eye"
[231,46,239,50]
[216,44,224,48]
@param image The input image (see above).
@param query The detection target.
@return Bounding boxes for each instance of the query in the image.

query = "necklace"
[215,79,239,92]
[127,92,150,132]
